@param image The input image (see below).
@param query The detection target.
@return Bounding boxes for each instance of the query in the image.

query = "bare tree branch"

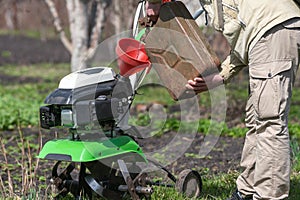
[44,0,72,54]
[66,0,76,42]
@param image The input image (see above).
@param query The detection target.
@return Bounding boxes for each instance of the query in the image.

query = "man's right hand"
[185,73,224,94]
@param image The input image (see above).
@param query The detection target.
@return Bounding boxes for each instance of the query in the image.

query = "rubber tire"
[175,169,202,198]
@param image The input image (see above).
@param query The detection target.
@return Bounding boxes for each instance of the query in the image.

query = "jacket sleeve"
[219,52,247,83]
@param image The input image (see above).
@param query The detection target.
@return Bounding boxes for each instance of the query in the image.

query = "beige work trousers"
[236,18,300,200]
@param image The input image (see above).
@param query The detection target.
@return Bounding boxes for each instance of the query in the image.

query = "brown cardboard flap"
[145,1,220,100]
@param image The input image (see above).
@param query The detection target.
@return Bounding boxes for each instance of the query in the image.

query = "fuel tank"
[145,1,220,100]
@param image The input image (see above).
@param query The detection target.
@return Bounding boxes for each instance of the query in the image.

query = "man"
[146,0,300,199]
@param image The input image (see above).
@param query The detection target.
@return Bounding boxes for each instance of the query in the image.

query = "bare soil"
[0,34,70,65]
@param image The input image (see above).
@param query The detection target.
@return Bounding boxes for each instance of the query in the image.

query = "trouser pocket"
[251,76,280,119]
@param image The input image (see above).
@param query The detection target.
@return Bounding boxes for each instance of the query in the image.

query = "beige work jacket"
[200,0,300,82]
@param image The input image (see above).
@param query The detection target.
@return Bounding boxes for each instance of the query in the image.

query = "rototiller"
[38,40,202,199]
[37,1,218,199]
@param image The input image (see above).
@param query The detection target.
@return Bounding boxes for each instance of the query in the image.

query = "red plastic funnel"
[116,38,150,77]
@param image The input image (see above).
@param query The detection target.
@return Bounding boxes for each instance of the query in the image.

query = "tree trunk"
[66,0,89,72]
[125,0,136,30]
[65,0,108,72]
[113,0,121,35]
[45,0,120,72]
[4,0,18,30]
[86,0,108,61]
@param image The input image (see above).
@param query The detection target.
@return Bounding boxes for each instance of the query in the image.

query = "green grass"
[134,85,175,105]
[0,63,70,130]
[149,172,238,200]
[0,63,70,80]
[150,172,300,200]
[0,29,60,39]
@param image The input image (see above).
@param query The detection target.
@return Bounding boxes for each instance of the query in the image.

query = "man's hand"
[185,73,224,93]
[145,1,161,23]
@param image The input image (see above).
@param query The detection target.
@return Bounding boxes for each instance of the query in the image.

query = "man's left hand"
[145,1,161,23]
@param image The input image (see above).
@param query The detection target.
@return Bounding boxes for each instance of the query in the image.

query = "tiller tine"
[51,161,78,198]
[118,159,140,200]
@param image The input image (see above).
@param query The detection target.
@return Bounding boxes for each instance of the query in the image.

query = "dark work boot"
[226,189,253,200]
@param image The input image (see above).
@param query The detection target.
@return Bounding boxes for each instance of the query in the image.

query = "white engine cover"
[58,67,116,89]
